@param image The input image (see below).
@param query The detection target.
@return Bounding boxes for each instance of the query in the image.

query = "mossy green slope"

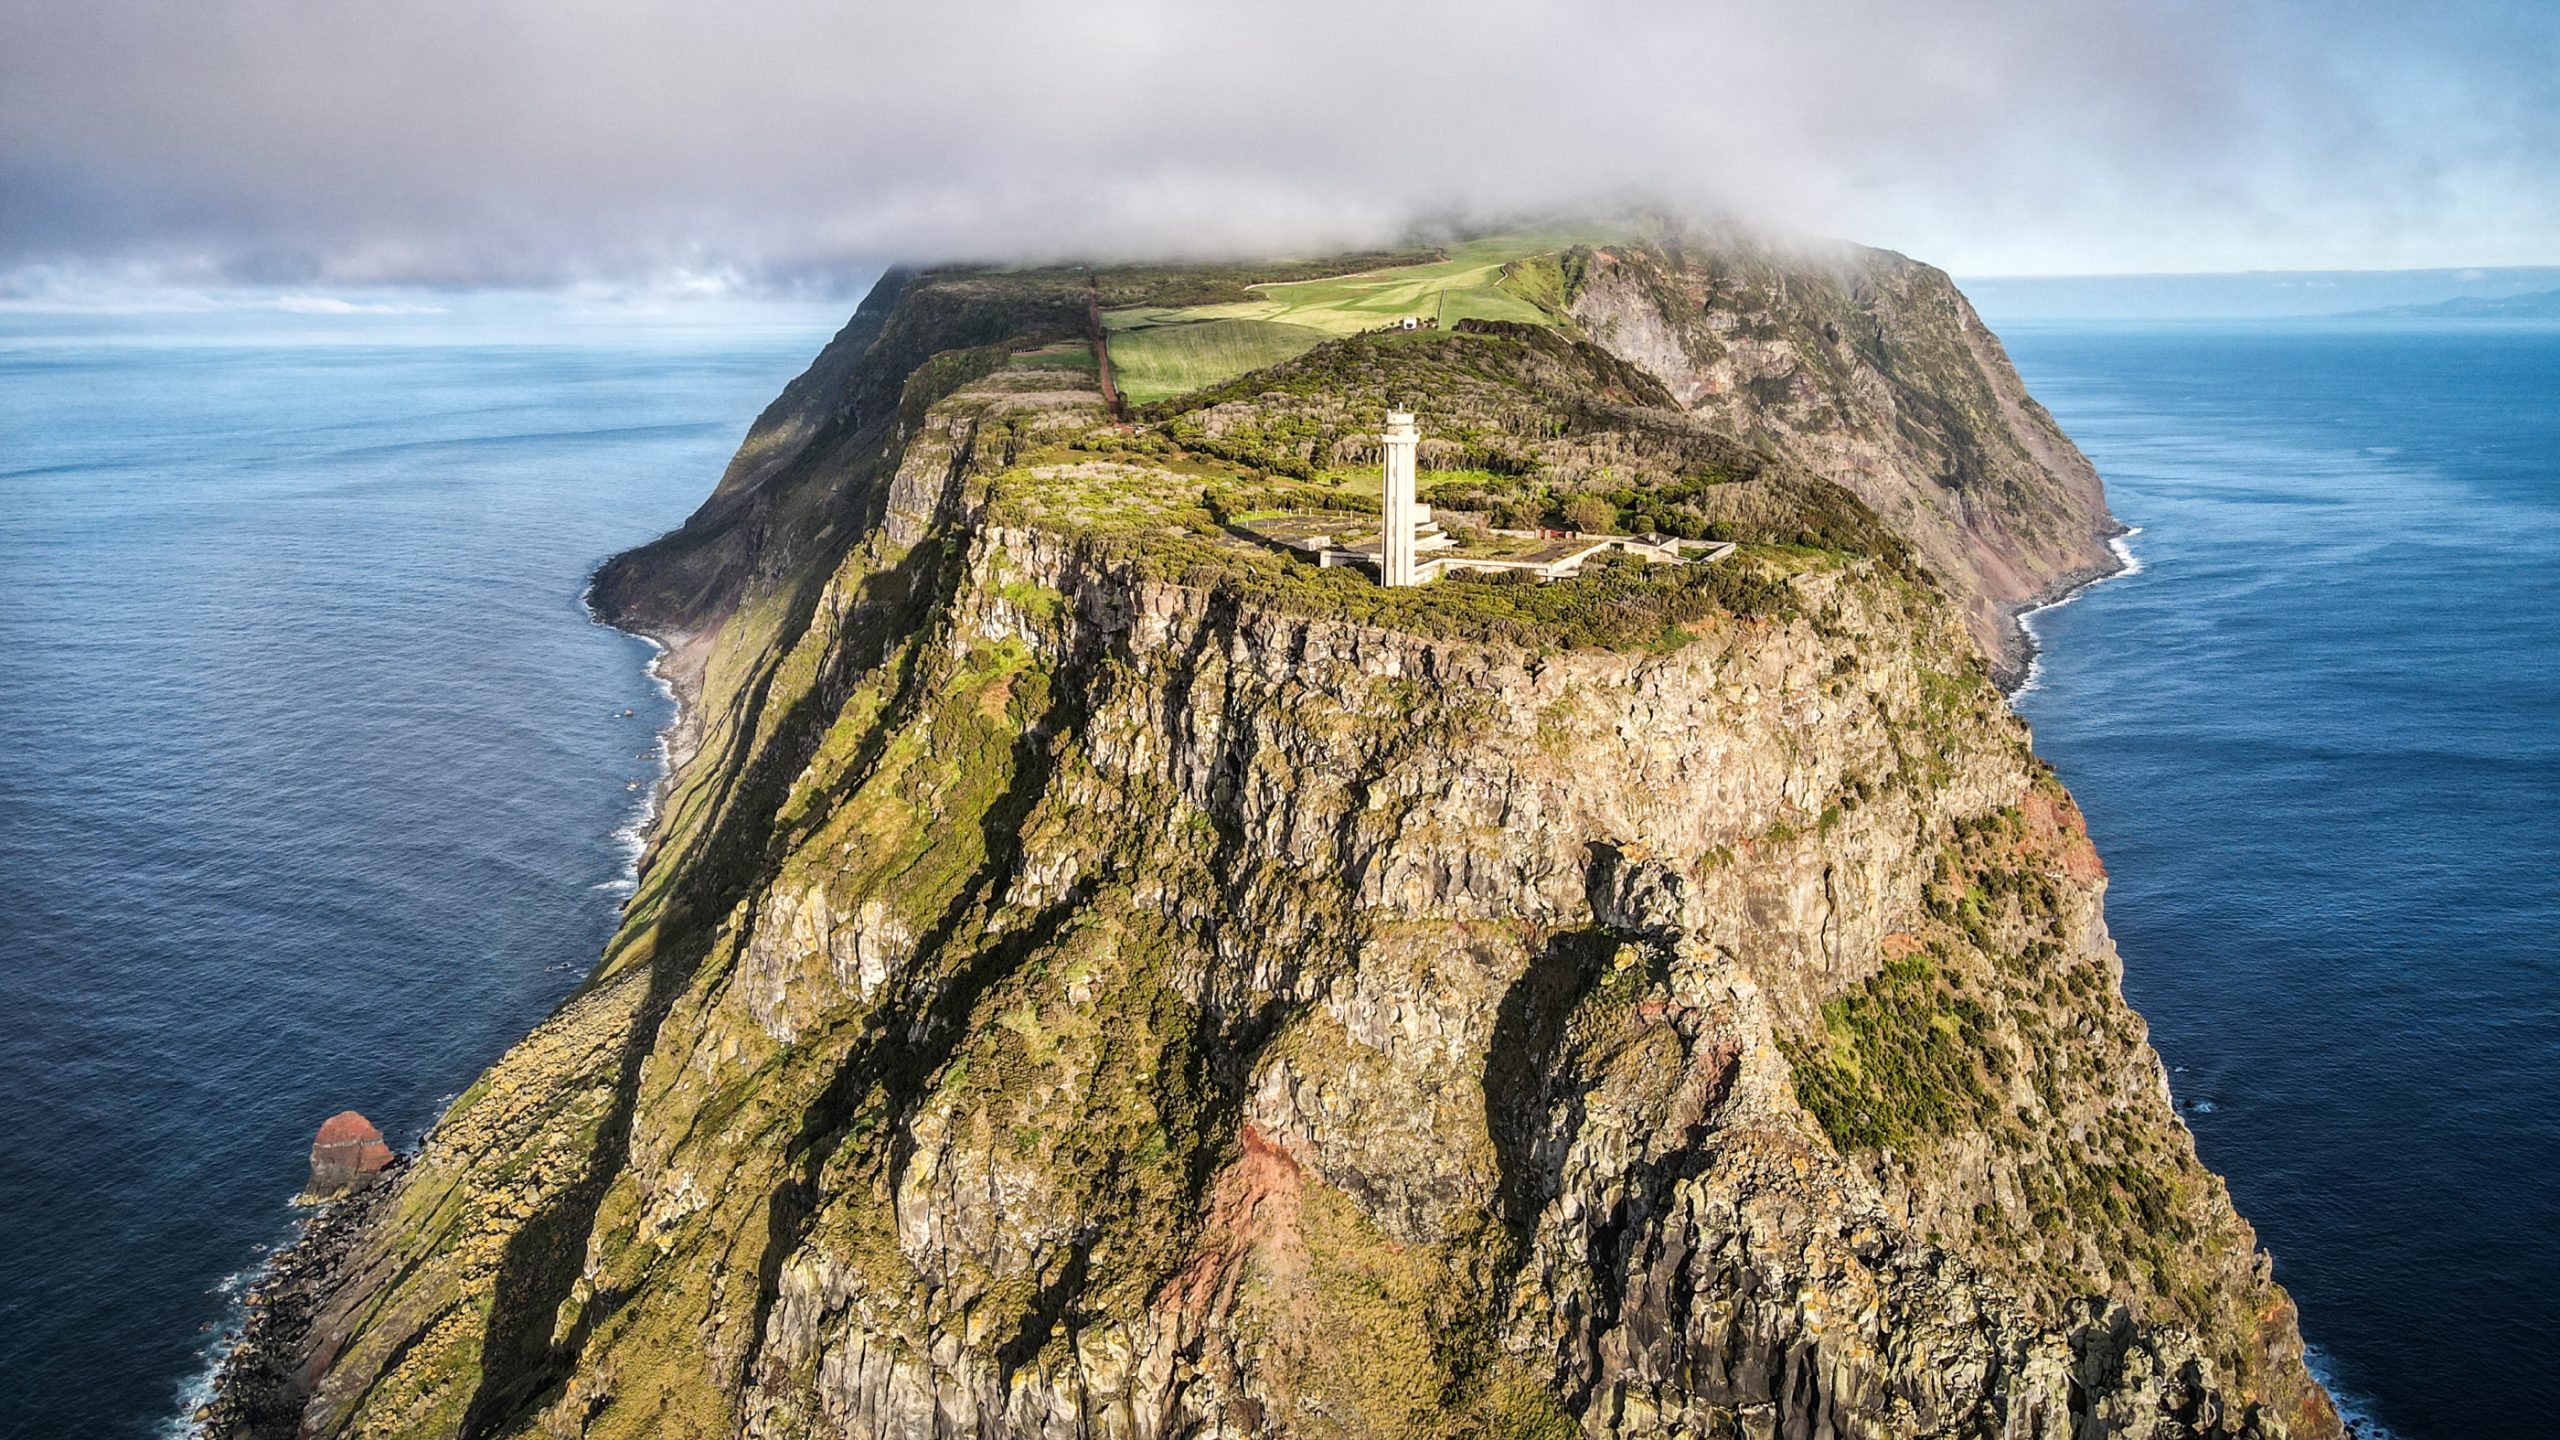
[1102,318,1330,405]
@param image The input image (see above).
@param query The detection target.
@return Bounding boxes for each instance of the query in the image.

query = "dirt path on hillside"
[1085,275,1124,419]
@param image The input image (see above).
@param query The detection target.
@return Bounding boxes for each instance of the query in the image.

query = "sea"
[0,307,2550,1440]
[1998,320,2560,1440]
[0,305,838,1439]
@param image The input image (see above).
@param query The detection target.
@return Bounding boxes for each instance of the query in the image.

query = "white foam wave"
[2010,525,2144,697]
[157,1222,306,1439]
[580,581,680,908]
[2303,1346,2411,1440]
[606,639,677,897]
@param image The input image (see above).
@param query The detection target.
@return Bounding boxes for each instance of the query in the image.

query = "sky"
[2,0,2555,306]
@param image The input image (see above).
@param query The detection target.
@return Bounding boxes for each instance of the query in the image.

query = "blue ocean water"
[0,312,832,1439]
[2000,321,2560,1440]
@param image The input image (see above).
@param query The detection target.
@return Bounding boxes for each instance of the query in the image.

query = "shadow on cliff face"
[1488,841,1691,1259]
[1482,845,1735,1414]
[737,577,1308,1394]
[1484,926,1615,1260]
[457,494,950,1437]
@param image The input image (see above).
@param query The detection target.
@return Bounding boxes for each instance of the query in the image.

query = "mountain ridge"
[2342,287,2560,319]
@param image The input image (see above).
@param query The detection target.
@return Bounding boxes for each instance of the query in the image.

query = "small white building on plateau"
[1379,408,1422,587]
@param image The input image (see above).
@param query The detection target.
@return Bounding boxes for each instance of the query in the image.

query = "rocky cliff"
[1561,232,2118,681]
[213,234,2338,1440]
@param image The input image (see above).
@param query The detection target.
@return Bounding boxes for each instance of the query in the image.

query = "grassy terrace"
[1103,319,1324,405]
[935,260,1918,652]
[975,424,1816,653]
[1102,235,1588,405]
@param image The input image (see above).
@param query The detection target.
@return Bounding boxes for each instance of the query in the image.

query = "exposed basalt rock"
[202,1156,405,1440]
[220,240,2339,1440]
[1585,843,1690,938]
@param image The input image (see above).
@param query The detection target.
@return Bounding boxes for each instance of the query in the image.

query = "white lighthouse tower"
[1380,408,1421,587]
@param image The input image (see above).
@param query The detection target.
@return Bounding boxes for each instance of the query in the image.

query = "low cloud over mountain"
[2,0,2554,292]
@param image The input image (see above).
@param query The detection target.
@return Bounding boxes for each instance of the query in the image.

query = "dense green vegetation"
[902,298,1929,655]
[1141,321,1918,564]
[983,444,1804,652]
[1784,946,2004,1150]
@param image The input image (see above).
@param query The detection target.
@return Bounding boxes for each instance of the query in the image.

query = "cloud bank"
[2,0,2554,292]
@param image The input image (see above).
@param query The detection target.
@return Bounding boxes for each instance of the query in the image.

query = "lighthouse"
[1380,408,1421,587]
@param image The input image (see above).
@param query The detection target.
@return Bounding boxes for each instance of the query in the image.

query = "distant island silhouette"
[2345,287,2560,319]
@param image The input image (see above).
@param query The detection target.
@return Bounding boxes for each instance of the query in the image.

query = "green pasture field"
[1237,236,1566,334]
[1106,318,1332,405]
[1007,340,1098,372]
[1101,235,1591,402]
[1003,340,1095,371]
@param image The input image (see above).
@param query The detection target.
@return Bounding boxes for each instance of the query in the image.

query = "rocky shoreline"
[196,1158,405,1440]
[2001,517,2139,695]
[196,606,699,1436]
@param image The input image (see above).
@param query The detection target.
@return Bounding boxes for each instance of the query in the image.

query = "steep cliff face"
[223,240,2335,1440]
[1564,232,2117,681]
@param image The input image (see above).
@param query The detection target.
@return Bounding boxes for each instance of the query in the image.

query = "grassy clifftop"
[592,222,2113,683]
[1100,233,1582,403]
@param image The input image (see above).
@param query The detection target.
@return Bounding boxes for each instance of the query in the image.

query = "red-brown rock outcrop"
[301,1111,391,1201]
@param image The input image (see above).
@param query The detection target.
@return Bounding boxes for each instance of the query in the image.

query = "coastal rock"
[201,1158,402,1440]
[300,1111,390,1201]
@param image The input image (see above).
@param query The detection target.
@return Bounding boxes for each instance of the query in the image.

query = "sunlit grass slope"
[1103,236,1585,402]
[1106,318,1331,404]
[1229,237,1567,334]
